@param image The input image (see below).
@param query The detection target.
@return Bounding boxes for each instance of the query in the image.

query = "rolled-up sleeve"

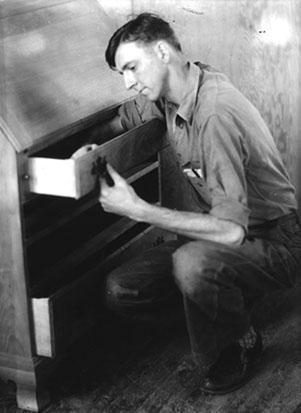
[118,94,165,130]
[201,114,251,231]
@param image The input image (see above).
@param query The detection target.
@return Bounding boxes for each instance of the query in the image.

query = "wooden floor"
[1,285,300,413]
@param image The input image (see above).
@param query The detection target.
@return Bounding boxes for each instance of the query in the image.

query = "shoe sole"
[200,348,263,395]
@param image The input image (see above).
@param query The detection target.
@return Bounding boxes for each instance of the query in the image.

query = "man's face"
[115,41,168,101]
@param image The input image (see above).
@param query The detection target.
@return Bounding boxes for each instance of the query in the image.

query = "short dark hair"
[105,12,182,69]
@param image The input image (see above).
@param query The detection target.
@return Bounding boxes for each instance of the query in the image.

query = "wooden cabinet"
[0,2,182,410]
[0,115,172,411]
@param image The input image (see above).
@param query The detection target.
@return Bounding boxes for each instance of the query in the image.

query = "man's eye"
[129,65,136,71]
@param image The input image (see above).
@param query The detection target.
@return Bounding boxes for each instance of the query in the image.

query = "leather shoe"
[200,331,263,395]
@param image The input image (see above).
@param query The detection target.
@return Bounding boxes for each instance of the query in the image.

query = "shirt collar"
[176,62,201,124]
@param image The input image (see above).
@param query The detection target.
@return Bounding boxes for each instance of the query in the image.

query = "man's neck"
[164,60,190,105]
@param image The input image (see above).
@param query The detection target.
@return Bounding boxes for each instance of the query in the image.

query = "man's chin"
[145,93,159,102]
[140,88,159,101]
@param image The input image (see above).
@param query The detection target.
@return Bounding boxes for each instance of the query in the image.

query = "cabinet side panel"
[0,133,33,357]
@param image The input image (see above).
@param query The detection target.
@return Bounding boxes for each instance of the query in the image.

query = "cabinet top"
[0,0,131,152]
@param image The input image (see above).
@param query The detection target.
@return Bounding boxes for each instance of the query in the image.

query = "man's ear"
[154,41,170,63]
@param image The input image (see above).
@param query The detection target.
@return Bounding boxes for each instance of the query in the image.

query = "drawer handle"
[91,156,114,187]
[153,236,165,247]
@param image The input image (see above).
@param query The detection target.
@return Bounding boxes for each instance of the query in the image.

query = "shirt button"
[179,122,184,129]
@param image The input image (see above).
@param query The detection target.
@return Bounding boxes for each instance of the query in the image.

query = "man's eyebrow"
[120,61,135,73]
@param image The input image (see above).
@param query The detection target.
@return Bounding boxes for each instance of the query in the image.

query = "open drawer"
[26,119,166,199]
[31,225,176,358]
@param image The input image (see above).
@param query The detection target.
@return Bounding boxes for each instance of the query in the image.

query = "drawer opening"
[30,115,119,160]
[29,119,164,160]
[31,221,150,298]
[28,168,159,293]
[31,224,175,358]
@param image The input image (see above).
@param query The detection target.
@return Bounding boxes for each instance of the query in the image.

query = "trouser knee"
[172,241,210,297]
[172,240,249,322]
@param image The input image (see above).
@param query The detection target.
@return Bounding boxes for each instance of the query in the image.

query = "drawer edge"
[31,297,55,358]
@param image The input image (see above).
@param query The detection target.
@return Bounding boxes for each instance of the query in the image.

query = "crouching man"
[97,13,301,394]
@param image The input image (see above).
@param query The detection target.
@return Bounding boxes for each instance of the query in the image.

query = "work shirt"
[118,62,297,231]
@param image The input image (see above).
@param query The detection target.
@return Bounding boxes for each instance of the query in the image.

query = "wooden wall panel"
[132,0,301,205]
[296,4,301,210]
[0,0,132,149]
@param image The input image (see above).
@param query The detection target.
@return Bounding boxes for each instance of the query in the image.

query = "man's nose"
[124,71,137,90]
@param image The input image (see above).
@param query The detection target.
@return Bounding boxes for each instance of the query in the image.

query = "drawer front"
[32,275,103,358]
[27,119,166,199]
[28,157,77,198]
[31,226,176,358]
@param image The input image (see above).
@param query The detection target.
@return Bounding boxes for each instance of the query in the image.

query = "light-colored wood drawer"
[31,225,176,358]
[26,119,166,199]
[31,272,102,358]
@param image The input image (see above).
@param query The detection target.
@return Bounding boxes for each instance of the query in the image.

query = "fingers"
[99,177,109,194]
[106,163,120,180]
[105,163,126,186]
[99,163,121,194]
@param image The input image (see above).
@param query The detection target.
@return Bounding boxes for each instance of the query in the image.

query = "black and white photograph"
[0,1,300,411]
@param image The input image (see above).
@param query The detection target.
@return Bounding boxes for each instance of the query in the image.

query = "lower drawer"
[31,226,176,358]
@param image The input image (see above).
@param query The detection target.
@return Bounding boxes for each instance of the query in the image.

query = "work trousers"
[104,212,301,370]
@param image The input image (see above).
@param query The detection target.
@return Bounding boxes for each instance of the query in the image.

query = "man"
[97,13,301,394]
